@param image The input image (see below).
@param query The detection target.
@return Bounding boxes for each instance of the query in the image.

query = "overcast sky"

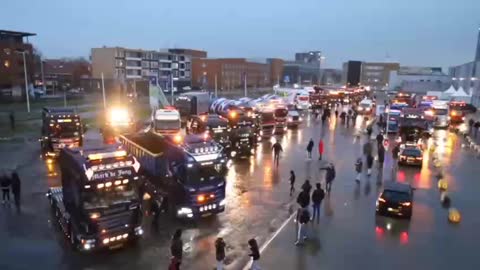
[2,0,479,69]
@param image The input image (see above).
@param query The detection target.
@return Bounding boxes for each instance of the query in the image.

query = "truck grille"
[97,210,135,231]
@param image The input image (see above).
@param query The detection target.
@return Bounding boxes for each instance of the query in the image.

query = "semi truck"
[151,108,182,136]
[431,100,450,128]
[119,132,227,218]
[226,112,256,158]
[175,92,210,124]
[186,114,232,156]
[47,146,143,251]
[40,107,83,158]
[273,106,289,134]
[101,107,136,144]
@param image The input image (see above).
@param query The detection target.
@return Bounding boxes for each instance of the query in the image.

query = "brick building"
[0,30,36,100]
[192,58,281,90]
[38,59,91,94]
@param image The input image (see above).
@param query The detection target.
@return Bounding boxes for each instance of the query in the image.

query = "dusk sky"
[2,0,479,69]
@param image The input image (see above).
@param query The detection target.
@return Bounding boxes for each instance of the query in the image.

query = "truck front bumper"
[176,199,226,218]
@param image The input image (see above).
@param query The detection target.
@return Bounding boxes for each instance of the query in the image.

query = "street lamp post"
[16,50,30,113]
[40,59,46,94]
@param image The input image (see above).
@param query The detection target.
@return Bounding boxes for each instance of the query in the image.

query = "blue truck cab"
[119,132,227,218]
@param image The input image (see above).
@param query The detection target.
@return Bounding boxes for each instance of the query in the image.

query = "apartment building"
[360,62,400,89]
[91,47,192,92]
[0,29,36,100]
[191,58,272,90]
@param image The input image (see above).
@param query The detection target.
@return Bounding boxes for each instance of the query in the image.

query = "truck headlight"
[230,151,237,157]
[219,199,226,206]
[177,207,193,216]
[134,226,144,235]
[259,130,263,136]
[83,243,92,250]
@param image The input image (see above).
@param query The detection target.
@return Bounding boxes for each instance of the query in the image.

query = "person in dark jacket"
[366,154,374,176]
[363,141,373,157]
[296,189,310,209]
[11,171,21,209]
[289,170,296,196]
[320,163,336,192]
[321,114,327,125]
[376,133,384,147]
[340,111,346,124]
[306,139,314,159]
[392,144,400,172]
[311,183,325,224]
[1,172,11,204]
[170,229,183,270]
[248,238,260,270]
[272,141,283,166]
[355,158,363,183]
[9,111,15,131]
[468,118,475,135]
[377,145,385,169]
[301,179,312,195]
[474,121,480,138]
[366,125,373,138]
[215,237,226,270]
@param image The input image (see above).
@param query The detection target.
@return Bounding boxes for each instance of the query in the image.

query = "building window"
[171,63,179,69]
[180,71,185,77]
[161,63,171,68]
[115,59,125,67]
[180,56,185,61]
[150,62,159,68]
[179,63,185,69]
[186,62,191,70]
[142,61,149,68]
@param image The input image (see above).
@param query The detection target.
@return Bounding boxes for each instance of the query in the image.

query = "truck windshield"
[155,119,181,131]
[49,123,81,138]
[261,112,274,122]
[82,184,137,210]
[187,164,222,185]
[434,108,448,115]
[274,109,288,118]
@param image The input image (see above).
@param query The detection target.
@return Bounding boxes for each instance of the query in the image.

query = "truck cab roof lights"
[87,150,127,161]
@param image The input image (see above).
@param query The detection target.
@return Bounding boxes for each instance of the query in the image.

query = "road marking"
[242,210,297,270]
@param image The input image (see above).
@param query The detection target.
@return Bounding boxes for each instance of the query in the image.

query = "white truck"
[152,108,181,135]
[431,100,450,128]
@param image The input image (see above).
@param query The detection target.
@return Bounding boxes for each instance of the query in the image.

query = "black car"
[398,145,423,167]
[376,182,413,219]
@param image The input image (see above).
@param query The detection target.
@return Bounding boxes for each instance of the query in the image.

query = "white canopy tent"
[442,85,456,99]
[450,86,471,103]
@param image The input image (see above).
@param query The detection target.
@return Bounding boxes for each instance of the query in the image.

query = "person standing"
[215,237,226,270]
[311,183,325,224]
[306,139,314,159]
[377,145,385,170]
[392,144,400,173]
[363,141,373,157]
[366,154,374,176]
[9,111,15,131]
[474,121,480,139]
[170,229,183,270]
[248,238,261,270]
[366,125,373,138]
[301,179,312,195]
[376,132,384,147]
[1,172,11,204]
[325,163,336,192]
[318,139,324,160]
[289,170,296,196]
[355,158,363,183]
[468,118,474,135]
[11,170,21,209]
[272,140,283,166]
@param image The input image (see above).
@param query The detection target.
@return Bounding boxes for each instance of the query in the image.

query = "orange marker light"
[197,195,205,203]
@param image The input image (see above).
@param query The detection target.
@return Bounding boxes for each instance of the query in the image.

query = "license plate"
[387,207,399,213]
[202,212,212,217]
[109,243,124,250]
[214,129,223,133]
